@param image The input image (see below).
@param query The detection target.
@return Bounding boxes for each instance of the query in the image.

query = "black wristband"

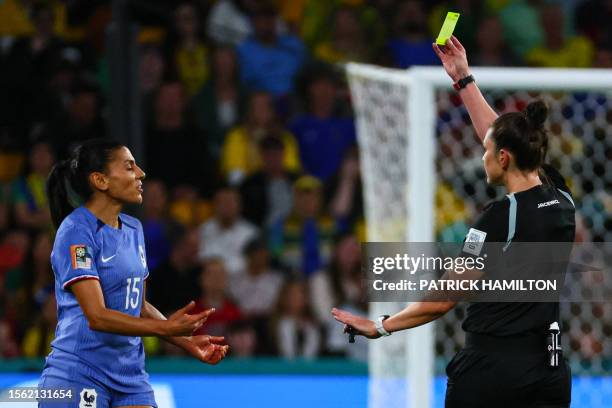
[453,74,475,91]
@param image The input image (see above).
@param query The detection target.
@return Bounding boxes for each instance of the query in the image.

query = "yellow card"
[436,12,460,45]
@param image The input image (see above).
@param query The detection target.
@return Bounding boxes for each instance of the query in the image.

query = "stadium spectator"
[221,91,300,185]
[471,15,516,67]
[290,67,356,181]
[239,136,299,227]
[21,292,56,357]
[5,4,64,92]
[575,0,612,48]
[226,319,258,358]
[142,180,181,271]
[386,0,439,68]
[0,319,19,358]
[190,46,246,160]
[145,81,212,195]
[19,231,54,333]
[11,141,54,231]
[314,6,370,64]
[309,233,367,360]
[206,0,254,46]
[498,0,544,59]
[198,186,258,275]
[230,239,284,318]
[325,146,364,234]
[149,228,202,315]
[269,176,336,278]
[237,4,305,96]
[526,3,594,68]
[140,45,166,96]
[191,258,242,338]
[274,280,321,359]
[169,2,210,98]
[48,83,106,157]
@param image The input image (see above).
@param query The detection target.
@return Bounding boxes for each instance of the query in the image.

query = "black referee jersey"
[445,164,576,408]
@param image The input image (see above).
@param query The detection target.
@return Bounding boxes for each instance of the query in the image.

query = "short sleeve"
[53,227,99,290]
[462,199,509,258]
[137,224,150,280]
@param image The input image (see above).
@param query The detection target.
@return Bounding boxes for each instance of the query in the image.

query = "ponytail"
[46,139,124,229]
[46,160,75,229]
[491,99,550,171]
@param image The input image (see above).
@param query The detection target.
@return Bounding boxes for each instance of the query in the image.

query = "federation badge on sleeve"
[71,245,92,270]
[463,228,487,256]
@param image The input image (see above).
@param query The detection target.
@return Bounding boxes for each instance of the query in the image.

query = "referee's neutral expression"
[91,146,146,205]
[482,128,510,186]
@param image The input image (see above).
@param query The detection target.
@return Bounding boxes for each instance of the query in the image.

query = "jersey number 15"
[125,277,141,310]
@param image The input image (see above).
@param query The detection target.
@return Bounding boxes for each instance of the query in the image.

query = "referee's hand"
[331,308,380,339]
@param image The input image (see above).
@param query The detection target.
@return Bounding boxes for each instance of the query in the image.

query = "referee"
[332,36,574,407]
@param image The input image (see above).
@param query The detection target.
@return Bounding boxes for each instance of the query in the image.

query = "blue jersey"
[45,206,150,392]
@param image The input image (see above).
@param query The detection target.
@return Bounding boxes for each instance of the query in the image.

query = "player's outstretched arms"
[140,284,229,364]
[432,36,498,142]
[72,280,210,337]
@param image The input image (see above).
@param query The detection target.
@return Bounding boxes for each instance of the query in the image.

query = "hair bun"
[524,100,548,129]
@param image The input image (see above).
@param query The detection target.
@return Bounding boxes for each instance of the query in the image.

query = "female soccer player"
[40,140,228,408]
[332,36,575,407]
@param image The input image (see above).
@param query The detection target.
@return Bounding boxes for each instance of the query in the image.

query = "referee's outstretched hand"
[164,301,214,337]
[332,308,380,339]
[432,35,471,83]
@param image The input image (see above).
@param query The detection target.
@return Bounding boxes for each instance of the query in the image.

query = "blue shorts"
[38,372,157,408]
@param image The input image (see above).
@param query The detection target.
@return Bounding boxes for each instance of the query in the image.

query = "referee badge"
[70,245,92,270]
[463,228,487,256]
[79,388,97,408]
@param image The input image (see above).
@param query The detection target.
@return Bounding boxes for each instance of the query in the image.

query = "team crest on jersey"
[71,245,92,270]
[139,245,147,268]
[463,228,487,256]
[79,388,97,408]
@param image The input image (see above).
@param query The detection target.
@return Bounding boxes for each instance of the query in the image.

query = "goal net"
[347,64,612,408]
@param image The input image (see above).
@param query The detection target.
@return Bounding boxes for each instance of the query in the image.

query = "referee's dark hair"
[47,139,124,229]
[490,100,549,171]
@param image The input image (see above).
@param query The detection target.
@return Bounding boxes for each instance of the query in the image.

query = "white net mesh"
[349,65,612,407]
[348,66,413,408]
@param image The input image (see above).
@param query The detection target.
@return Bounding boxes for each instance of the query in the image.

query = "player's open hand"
[432,36,470,82]
[188,335,229,365]
[164,301,214,337]
[331,308,380,339]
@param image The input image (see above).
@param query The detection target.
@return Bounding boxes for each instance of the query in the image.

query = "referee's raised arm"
[432,36,498,142]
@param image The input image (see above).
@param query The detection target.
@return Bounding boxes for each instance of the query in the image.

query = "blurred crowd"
[0,0,610,360]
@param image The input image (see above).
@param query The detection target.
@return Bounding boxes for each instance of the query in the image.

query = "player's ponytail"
[491,99,549,171]
[46,139,124,229]
[47,159,74,229]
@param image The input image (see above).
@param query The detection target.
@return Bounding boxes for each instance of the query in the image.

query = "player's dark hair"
[47,139,124,229]
[490,100,549,171]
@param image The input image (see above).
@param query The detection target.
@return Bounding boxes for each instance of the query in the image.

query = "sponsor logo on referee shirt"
[537,199,560,208]
[79,388,97,408]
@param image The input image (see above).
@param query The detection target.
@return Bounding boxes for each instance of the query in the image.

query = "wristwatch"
[375,315,391,337]
[453,74,475,91]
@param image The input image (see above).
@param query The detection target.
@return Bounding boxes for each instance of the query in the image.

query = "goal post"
[347,63,612,408]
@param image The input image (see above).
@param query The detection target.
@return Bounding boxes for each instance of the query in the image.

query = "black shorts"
[445,348,571,408]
